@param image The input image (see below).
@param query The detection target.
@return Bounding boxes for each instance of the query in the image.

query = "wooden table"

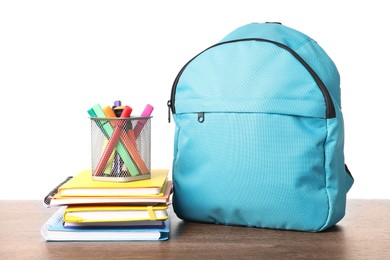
[0,200,389,259]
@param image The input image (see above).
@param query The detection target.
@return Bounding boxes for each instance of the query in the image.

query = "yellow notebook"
[63,204,169,223]
[49,181,172,207]
[58,169,168,197]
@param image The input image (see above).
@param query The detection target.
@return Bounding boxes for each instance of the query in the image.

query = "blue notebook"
[41,207,169,241]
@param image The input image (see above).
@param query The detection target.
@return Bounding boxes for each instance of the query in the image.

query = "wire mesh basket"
[90,116,152,182]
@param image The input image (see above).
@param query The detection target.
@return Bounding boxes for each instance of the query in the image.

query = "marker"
[103,106,121,174]
[112,101,124,174]
[104,105,133,174]
[113,100,121,108]
[113,100,123,173]
[133,104,154,138]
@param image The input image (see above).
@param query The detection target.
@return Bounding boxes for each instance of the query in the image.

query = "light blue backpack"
[168,22,353,232]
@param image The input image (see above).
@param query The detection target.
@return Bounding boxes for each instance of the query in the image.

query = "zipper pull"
[198,112,205,123]
[167,100,172,123]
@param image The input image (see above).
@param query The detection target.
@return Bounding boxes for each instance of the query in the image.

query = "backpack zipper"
[197,112,205,123]
[168,38,336,122]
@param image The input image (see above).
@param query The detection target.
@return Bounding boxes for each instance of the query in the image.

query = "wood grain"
[0,200,389,259]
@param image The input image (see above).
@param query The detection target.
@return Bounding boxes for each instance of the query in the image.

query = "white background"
[0,0,388,199]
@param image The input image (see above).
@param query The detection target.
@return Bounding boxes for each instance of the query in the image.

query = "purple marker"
[113,100,121,108]
[112,100,123,175]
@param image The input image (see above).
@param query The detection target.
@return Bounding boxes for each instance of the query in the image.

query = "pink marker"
[133,104,154,138]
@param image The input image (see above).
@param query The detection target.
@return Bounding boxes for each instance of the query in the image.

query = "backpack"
[167,22,354,232]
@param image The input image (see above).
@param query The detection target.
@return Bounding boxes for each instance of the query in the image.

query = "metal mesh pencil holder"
[90,116,152,182]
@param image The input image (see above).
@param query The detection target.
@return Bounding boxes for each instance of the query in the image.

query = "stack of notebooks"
[41,169,172,241]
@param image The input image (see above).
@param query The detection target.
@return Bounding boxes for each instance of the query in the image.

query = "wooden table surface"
[0,199,389,259]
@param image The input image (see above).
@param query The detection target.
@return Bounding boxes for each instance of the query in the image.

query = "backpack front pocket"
[173,111,331,231]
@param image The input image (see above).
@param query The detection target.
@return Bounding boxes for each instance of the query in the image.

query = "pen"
[44,176,73,205]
